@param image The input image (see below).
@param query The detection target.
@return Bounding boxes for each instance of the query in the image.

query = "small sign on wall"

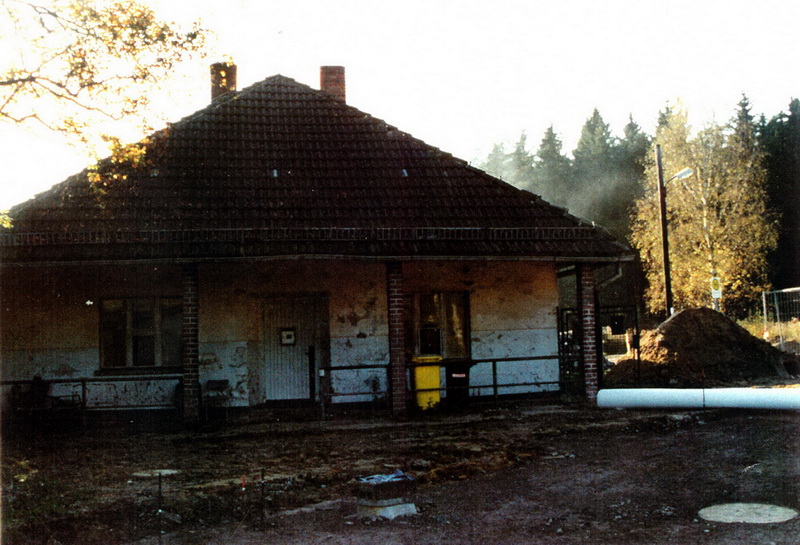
[280,328,296,346]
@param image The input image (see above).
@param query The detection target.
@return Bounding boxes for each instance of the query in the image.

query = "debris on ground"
[605,308,800,387]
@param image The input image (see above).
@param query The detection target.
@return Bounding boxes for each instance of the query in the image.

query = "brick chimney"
[210,61,237,100]
[320,66,345,102]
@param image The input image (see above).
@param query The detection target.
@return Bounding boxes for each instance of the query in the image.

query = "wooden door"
[263,295,328,401]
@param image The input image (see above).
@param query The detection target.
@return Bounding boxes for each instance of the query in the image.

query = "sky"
[1,0,799,209]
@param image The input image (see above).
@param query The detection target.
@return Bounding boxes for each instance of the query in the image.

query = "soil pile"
[605,308,797,387]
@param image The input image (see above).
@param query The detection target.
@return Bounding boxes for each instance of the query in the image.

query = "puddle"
[698,503,798,524]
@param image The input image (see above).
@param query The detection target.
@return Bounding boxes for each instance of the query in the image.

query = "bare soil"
[4,398,800,545]
[606,308,800,387]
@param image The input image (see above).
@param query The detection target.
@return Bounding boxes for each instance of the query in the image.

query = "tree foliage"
[482,97,794,316]
[530,125,571,209]
[630,106,778,317]
[761,98,800,289]
[508,132,535,190]
[480,142,511,182]
[481,111,649,240]
[1,0,206,149]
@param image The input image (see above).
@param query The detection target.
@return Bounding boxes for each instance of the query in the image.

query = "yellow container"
[413,355,442,410]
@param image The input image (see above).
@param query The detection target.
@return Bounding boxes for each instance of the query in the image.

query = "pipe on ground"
[597,388,800,410]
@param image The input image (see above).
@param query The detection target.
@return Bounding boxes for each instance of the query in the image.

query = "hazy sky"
[1,0,798,209]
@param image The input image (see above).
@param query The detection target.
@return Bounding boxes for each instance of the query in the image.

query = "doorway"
[262,294,329,401]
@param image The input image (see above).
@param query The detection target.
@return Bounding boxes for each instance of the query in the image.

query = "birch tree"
[630,106,778,317]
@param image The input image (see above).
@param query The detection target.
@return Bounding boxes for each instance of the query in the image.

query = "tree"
[572,108,615,182]
[507,132,535,190]
[1,0,207,151]
[761,98,800,288]
[479,142,512,182]
[617,116,650,181]
[570,108,638,239]
[630,106,778,317]
[732,94,759,157]
[529,125,571,208]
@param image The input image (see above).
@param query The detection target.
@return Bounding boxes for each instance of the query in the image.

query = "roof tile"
[3,74,630,262]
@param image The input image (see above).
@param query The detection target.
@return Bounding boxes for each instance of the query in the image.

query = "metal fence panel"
[762,287,800,355]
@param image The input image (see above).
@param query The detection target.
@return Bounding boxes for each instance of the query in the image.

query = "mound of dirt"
[605,308,797,387]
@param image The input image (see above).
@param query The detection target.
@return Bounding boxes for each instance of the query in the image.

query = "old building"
[1,65,631,423]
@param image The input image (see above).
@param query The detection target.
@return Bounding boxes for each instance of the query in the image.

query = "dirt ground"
[4,395,800,545]
[606,308,799,387]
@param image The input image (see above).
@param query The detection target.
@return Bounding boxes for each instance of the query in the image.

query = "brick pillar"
[386,262,407,417]
[182,264,201,424]
[577,264,599,403]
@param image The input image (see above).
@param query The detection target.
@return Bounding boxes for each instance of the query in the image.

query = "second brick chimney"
[210,61,237,100]
[320,66,345,102]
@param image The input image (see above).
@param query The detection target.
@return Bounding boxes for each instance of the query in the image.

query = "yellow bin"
[413,355,442,410]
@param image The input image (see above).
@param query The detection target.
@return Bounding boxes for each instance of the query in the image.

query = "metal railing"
[319,354,569,412]
[1,374,183,424]
[408,356,564,406]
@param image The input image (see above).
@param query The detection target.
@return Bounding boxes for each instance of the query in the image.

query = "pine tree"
[480,143,512,182]
[508,132,535,190]
[608,116,650,239]
[761,98,800,288]
[570,109,627,238]
[529,126,572,208]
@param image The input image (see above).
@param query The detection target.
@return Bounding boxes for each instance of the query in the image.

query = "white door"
[263,295,328,401]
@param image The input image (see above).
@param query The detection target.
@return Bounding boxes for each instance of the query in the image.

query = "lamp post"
[655,143,694,316]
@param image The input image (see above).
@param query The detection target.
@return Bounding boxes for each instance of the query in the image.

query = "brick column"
[386,262,407,417]
[577,264,599,403]
[182,264,201,424]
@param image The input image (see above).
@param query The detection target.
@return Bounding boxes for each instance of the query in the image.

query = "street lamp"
[655,144,694,316]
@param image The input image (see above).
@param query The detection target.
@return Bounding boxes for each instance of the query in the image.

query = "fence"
[319,354,572,414]
[1,375,183,426]
[762,287,800,355]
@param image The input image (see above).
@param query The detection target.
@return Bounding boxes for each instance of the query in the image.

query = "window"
[100,298,182,369]
[409,292,470,359]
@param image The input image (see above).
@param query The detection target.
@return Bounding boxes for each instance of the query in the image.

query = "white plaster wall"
[1,265,184,410]
[469,263,560,395]
[199,262,391,405]
[199,342,250,407]
[2,260,562,410]
[404,261,560,397]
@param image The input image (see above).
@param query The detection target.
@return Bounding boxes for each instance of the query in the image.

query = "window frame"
[408,291,471,360]
[98,297,183,375]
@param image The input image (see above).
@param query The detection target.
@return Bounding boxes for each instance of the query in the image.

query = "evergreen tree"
[480,112,650,242]
[761,98,800,288]
[480,143,512,182]
[570,109,627,237]
[733,95,757,151]
[611,116,650,238]
[529,125,572,208]
[572,109,615,177]
[657,104,674,129]
[508,132,535,190]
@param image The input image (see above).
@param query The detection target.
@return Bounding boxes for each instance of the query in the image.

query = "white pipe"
[597,388,800,410]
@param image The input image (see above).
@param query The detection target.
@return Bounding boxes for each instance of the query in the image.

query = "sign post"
[710,276,722,312]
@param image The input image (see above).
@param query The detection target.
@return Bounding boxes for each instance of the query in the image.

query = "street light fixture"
[655,144,694,316]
